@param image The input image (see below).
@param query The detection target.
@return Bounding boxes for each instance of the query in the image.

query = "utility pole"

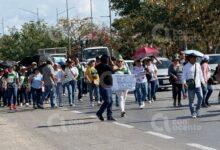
[56,7,75,24]
[66,0,71,56]
[90,0,93,45]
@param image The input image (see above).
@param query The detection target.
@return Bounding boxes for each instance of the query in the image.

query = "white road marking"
[113,122,134,129]
[71,110,82,114]
[145,131,174,139]
[187,143,217,150]
[89,115,97,118]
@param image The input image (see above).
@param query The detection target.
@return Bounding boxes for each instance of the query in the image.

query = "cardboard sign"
[112,74,136,91]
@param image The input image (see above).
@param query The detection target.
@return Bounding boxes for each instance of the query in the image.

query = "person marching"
[201,55,213,107]
[17,66,29,107]
[63,60,78,107]
[96,55,116,121]
[29,68,44,109]
[6,66,19,110]
[114,55,131,117]
[54,63,64,107]
[133,59,148,109]
[168,55,184,107]
[85,60,100,107]
[75,57,85,101]
[182,54,205,118]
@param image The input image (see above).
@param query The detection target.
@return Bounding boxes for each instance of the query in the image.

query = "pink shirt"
[201,63,210,83]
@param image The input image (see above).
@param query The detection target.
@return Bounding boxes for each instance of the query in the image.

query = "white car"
[156,57,172,89]
[207,54,220,75]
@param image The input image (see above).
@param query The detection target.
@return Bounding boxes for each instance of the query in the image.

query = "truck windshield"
[83,48,109,60]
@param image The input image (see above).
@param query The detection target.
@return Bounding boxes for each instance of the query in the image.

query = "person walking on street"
[146,58,157,103]
[17,66,29,107]
[6,66,19,110]
[115,56,131,117]
[41,60,57,109]
[85,60,100,107]
[133,59,148,109]
[54,63,64,107]
[168,55,184,107]
[96,55,116,121]
[75,58,85,101]
[201,55,213,107]
[63,60,78,106]
[29,68,44,109]
[182,54,205,118]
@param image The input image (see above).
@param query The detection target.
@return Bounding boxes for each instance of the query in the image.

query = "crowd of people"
[0,51,220,120]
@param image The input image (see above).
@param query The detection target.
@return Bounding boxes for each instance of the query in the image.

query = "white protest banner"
[112,74,136,91]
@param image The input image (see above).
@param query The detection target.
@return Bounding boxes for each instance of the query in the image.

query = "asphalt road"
[0,85,220,150]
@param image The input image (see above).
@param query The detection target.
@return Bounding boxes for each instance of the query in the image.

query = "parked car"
[156,57,172,90]
[207,54,220,75]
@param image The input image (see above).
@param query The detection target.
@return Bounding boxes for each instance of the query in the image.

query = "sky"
[0,0,117,34]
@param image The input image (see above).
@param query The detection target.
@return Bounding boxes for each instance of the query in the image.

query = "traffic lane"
[73,89,220,149]
[0,106,193,150]
[122,91,220,149]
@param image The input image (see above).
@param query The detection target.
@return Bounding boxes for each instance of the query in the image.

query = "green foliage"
[111,0,220,57]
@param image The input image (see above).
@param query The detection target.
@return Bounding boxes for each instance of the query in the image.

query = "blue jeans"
[56,83,63,106]
[42,85,56,107]
[188,87,203,115]
[65,80,76,105]
[7,84,18,106]
[135,82,148,105]
[205,84,213,104]
[31,87,42,107]
[97,87,113,118]
[148,80,157,100]
[202,84,208,104]
[77,79,83,100]
[88,83,100,102]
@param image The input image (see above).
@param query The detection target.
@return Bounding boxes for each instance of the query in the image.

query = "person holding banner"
[133,59,148,109]
[114,56,131,117]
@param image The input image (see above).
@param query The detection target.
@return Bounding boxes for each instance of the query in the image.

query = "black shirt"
[96,63,113,87]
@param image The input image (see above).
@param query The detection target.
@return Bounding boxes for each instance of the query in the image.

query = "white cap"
[203,55,209,61]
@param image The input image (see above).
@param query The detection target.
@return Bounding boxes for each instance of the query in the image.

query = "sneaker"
[20,103,23,107]
[148,100,152,104]
[96,113,104,121]
[121,111,126,117]
[97,101,101,105]
[25,103,29,106]
[192,113,197,119]
[78,99,82,102]
[63,93,66,96]
[139,104,145,109]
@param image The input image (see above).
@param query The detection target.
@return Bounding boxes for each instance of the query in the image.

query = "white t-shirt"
[148,63,158,81]
[63,67,79,83]
[55,69,64,83]
[133,66,147,83]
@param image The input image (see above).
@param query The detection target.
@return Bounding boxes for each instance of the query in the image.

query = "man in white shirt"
[182,54,205,118]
